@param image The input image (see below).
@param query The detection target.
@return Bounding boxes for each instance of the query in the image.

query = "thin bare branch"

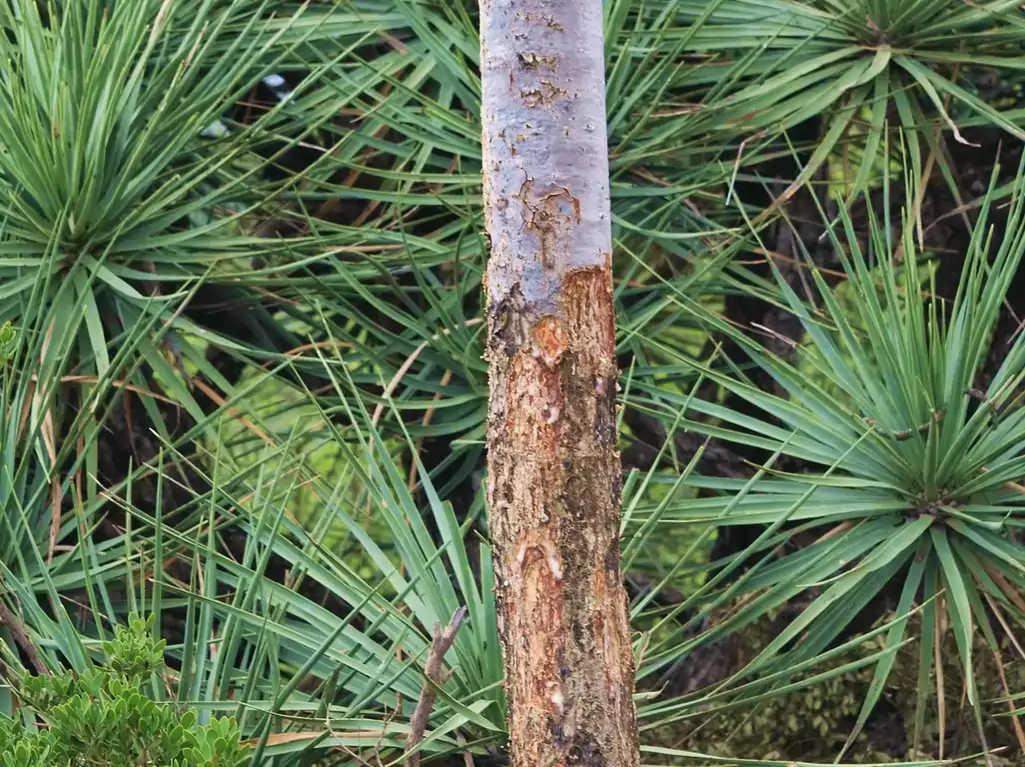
[405,606,468,767]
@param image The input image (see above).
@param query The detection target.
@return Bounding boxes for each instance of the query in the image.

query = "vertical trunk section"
[479,3,640,766]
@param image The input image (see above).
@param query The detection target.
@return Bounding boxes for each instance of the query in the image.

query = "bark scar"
[515,536,564,581]
[530,316,568,369]
[515,179,582,268]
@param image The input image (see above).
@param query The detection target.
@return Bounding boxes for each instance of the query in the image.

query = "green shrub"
[0,615,249,767]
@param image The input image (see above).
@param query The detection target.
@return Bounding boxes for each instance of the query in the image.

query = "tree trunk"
[479,3,640,766]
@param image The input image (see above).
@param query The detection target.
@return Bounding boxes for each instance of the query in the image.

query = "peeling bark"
[479,2,640,766]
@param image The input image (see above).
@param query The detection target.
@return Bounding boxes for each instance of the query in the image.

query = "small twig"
[725,131,765,207]
[744,247,848,280]
[750,322,798,349]
[0,596,49,676]
[405,607,468,767]
[456,732,476,767]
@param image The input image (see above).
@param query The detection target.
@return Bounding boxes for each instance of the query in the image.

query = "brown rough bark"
[479,2,640,766]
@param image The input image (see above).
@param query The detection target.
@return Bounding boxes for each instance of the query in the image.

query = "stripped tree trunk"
[479,3,640,765]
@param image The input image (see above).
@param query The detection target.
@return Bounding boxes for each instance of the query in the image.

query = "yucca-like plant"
[671,0,1025,205]
[83,361,915,767]
[632,151,1025,758]
[0,0,373,416]
[0,1,410,580]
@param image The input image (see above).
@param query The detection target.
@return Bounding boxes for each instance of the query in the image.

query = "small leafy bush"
[0,615,249,767]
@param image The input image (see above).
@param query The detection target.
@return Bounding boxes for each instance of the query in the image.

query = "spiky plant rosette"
[673,0,1025,203]
[0,0,359,395]
[638,157,1025,755]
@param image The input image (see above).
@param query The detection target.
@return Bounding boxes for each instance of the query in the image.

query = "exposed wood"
[479,2,640,765]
